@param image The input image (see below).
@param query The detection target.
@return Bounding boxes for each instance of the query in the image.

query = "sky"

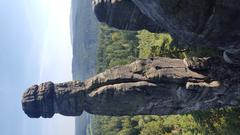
[0,0,75,135]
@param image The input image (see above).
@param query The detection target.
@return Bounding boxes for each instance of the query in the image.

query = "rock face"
[93,0,240,48]
[93,0,165,32]
[22,57,240,118]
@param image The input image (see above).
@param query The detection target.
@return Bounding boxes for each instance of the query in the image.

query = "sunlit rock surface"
[93,0,240,48]
[22,57,240,118]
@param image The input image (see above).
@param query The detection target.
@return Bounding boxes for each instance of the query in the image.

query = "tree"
[92,25,240,135]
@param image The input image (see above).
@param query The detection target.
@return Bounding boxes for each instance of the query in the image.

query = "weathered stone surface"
[93,0,240,48]
[93,0,165,32]
[22,57,240,118]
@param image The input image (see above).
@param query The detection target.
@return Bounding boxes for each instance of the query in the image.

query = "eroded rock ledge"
[22,57,240,118]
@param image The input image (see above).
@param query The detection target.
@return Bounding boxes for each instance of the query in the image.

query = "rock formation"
[22,57,240,118]
[93,0,240,49]
[22,0,240,118]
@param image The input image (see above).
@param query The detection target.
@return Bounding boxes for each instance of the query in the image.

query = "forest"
[91,24,240,135]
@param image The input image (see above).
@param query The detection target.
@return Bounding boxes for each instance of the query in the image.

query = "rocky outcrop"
[22,57,240,118]
[93,0,165,33]
[22,0,240,118]
[93,0,240,48]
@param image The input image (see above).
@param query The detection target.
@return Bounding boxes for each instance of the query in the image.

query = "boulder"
[93,0,240,48]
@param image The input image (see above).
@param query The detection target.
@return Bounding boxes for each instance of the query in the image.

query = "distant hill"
[70,0,99,135]
[71,0,99,81]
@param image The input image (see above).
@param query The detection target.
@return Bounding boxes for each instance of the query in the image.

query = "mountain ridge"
[70,0,99,135]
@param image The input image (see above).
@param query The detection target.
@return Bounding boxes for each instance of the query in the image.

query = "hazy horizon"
[0,0,75,135]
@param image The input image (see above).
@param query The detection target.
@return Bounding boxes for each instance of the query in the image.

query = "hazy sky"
[0,0,74,135]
